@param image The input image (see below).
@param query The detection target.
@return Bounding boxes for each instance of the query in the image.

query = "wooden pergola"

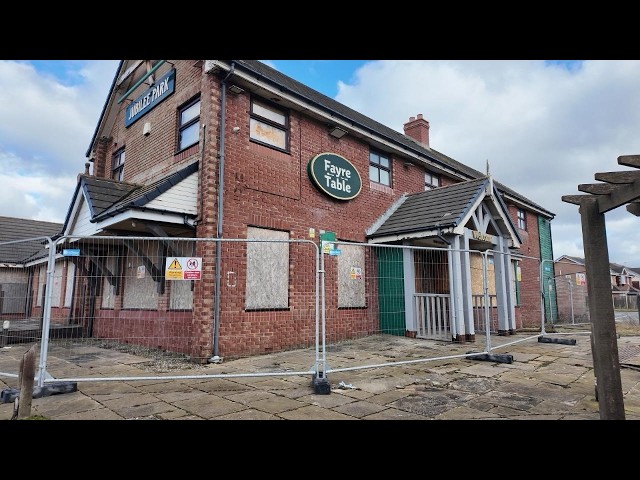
[562,154,640,420]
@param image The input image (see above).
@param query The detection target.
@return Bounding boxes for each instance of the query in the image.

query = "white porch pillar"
[460,232,475,340]
[402,245,416,333]
[451,236,466,341]
[493,237,511,334]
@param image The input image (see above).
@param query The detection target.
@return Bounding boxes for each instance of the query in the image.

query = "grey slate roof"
[369,177,492,237]
[62,162,198,230]
[556,255,585,265]
[92,162,198,221]
[231,60,554,219]
[0,216,62,264]
[82,176,139,218]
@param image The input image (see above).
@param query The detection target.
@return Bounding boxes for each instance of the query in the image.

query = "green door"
[538,217,558,322]
[376,246,405,336]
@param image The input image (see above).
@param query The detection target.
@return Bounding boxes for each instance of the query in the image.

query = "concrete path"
[1,329,639,421]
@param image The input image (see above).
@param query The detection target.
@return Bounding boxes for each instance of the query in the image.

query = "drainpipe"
[210,62,235,363]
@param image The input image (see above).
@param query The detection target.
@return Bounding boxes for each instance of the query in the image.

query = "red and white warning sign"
[165,257,202,280]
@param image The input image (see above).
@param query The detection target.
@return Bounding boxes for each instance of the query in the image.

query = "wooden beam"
[145,224,181,259]
[578,183,617,195]
[561,194,589,205]
[596,179,640,214]
[122,240,164,289]
[627,202,640,216]
[618,155,640,168]
[87,252,118,289]
[594,170,640,184]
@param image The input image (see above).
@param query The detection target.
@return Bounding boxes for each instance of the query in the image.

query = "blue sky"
[2,59,640,267]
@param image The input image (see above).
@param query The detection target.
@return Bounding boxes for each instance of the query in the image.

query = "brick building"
[53,60,555,362]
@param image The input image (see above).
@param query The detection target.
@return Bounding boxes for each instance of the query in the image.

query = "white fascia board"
[93,209,187,227]
[368,228,453,244]
[205,60,467,182]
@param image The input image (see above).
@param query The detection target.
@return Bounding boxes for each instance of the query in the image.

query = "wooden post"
[580,197,625,419]
[17,344,37,419]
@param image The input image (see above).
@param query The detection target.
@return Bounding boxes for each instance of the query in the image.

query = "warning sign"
[165,257,202,280]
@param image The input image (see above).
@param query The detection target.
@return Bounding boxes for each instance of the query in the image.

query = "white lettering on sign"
[323,159,352,193]
[128,78,170,122]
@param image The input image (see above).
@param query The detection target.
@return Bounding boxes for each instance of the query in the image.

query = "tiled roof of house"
[0,216,62,264]
[369,177,489,237]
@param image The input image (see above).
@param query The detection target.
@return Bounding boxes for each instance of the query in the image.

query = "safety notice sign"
[165,257,202,280]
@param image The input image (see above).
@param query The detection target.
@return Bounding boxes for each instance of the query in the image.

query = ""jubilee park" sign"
[307,153,362,201]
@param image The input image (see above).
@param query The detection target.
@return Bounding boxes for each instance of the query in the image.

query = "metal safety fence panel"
[547,258,591,326]
[317,243,553,381]
[2,233,557,394]
[0,236,56,383]
[6,235,321,387]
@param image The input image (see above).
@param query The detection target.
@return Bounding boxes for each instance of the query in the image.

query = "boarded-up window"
[0,269,29,314]
[64,261,75,307]
[169,241,195,310]
[37,265,46,307]
[337,243,366,308]
[101,254,117,309]
[245,227,289,309]
[122,243,159,309]
[50,261,65,307]
[1,283,28,314]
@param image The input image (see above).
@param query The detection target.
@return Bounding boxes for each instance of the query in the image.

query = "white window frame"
[517,209,527,230]
[178,97,201,151]
[370,150,391,186]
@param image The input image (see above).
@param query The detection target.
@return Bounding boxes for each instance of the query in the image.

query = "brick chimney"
[403,113,430,149]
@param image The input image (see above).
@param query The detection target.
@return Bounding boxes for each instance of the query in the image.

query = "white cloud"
[0,60,118,223]
[334,60,640,265]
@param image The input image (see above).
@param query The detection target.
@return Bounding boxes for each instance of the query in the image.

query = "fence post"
[16,344,37,419]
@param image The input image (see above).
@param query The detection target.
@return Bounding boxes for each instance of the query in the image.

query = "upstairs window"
[369,150,391,186]
[425,171,440,190]
[178,97,201,151]
[250,97,289,152]
[112,148,125,181]
[517,209,527,230]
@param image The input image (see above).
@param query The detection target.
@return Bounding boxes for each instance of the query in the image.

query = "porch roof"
[367,176,520,244]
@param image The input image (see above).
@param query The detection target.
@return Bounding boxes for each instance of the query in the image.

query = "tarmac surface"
[1,325,640,421]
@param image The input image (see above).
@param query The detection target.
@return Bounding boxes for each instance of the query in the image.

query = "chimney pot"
[403,114,430,149]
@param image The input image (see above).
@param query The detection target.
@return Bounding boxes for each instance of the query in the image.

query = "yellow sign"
[168,258,182,270]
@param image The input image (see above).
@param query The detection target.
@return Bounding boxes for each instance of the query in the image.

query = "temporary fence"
[547,258,591,325]
[0,235,557,395]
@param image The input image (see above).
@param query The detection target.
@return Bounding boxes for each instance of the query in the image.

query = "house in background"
[0,216,66,335]
[554,255,640,322]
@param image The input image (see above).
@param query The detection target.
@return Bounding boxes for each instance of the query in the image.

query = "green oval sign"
[307,152,362,201]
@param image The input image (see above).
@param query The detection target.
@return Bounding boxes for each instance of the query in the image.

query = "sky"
[2,59,640,267]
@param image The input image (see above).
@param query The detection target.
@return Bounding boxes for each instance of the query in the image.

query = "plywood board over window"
[245,227,289,310]
[122,243,159,309]
[337,243,366,308]
[169,240,195,310]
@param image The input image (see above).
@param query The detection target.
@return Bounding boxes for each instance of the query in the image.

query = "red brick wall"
[507,205,543,328]
[92,60,205,185]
